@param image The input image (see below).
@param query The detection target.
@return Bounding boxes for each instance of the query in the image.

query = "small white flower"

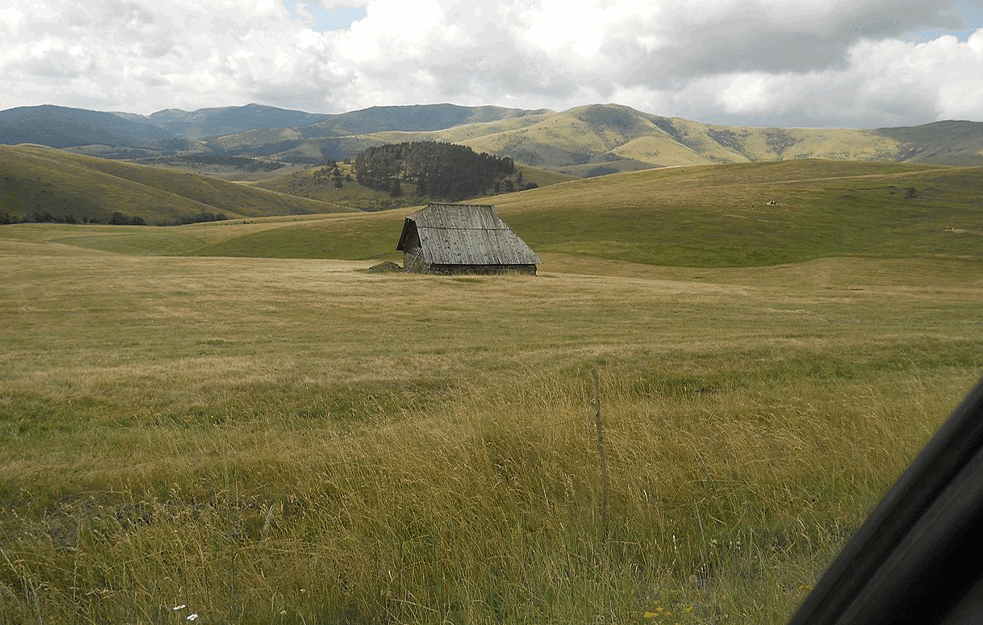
[173,604,187,611]
[187,614,198,622]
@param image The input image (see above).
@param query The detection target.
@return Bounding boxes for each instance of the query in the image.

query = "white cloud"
[0,0,982,127]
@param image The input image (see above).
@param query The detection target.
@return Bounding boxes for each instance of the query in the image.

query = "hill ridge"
[0,144,353,224]
[1,103,982,174]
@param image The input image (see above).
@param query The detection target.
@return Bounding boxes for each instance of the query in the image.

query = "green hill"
[0,105,194,152]
[456,104,915,171]
[196,105,550,161]
[214,104,982,174]
[6,103,983,177]
[13,160,980,269]
[203,160,983,267]
[0,144,354,225]
[148,103,330,140]
[496,159,983,267]
[875,120,983,166]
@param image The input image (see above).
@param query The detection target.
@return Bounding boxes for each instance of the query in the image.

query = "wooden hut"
[396,203,542,275]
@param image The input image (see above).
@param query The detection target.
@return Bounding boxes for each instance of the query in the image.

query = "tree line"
[0,209,226,226]
[354,141,517,200]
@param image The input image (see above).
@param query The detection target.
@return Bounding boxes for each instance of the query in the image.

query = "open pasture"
[2,158,982,623]
[2,232,982,623]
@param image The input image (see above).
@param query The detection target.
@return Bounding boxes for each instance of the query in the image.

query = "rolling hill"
[3,103,982,175]
[0,144,353,224]
[10,159,980,271]
[0,105,197,154]
[189,103,983,172]
[875,120,983,166]
[452,104,924,172]
[146,103,331,140]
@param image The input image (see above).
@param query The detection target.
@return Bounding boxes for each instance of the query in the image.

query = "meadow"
[1,160,982,624]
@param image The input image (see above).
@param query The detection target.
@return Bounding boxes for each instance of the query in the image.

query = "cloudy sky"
[1,0,982,128]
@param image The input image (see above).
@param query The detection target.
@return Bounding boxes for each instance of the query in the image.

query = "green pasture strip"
[189,211,408,260]
[4,160,980,270]
[181,160,983,266]
[496,162,983,267]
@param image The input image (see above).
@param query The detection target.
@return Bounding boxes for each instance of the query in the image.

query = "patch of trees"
[763,129,798,157]
[109,212,148,225]
[309,161,347,188]
[707,129,754,160]
[650,117,688,146]
[0,209,149,225]
[354,141,517,200]
[171,211,228,225]
[0,209,226,226]
[138,155,286,172]
[584,166,619,178]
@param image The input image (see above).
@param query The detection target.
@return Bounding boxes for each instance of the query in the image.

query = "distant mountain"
[302,103,550,135]
[143,102,548,141]
[201,103,983,172]
[452,104,978,173]
[0,105,194,152]
[199,104,550,161]
[1,102,981,172]
[147,103,331,140]
[875,120,983,166]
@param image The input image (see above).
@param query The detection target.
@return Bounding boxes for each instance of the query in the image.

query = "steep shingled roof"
[397,203,542,266]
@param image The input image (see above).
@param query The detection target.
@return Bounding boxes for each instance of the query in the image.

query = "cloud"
[0,0,982,128]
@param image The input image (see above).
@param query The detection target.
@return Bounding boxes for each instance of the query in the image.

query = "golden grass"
[0,144,352,224]
[2,235,981,623]
[455,107,911,169]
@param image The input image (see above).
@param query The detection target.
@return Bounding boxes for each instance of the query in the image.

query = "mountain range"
[2,103,981,173]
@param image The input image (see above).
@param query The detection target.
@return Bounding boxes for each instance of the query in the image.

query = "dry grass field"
[2,229,982,623]
[2,158,982,623]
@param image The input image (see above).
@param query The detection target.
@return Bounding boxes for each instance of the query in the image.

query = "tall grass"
[1,240,981,623]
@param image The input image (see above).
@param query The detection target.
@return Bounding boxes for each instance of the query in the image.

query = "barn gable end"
[396,203,542,275]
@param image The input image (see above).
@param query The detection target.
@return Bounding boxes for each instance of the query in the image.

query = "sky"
[1,0,982,128]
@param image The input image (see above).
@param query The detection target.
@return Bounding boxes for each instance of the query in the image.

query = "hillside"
[454,105,912,172]
[247,156,571,212]
[149,103,547,143]
[0,105,197,154]
[147,103,331,140]
[13,160,980,269]
[247,161,983,267]
[0,144,353,225]
[875,120,983,166]
[186,103,983,173]
[3,103,982,175]
[495,159,983,267]
[202,105,550,163]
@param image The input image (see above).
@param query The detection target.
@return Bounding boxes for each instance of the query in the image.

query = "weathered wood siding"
[426,263,537,275]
